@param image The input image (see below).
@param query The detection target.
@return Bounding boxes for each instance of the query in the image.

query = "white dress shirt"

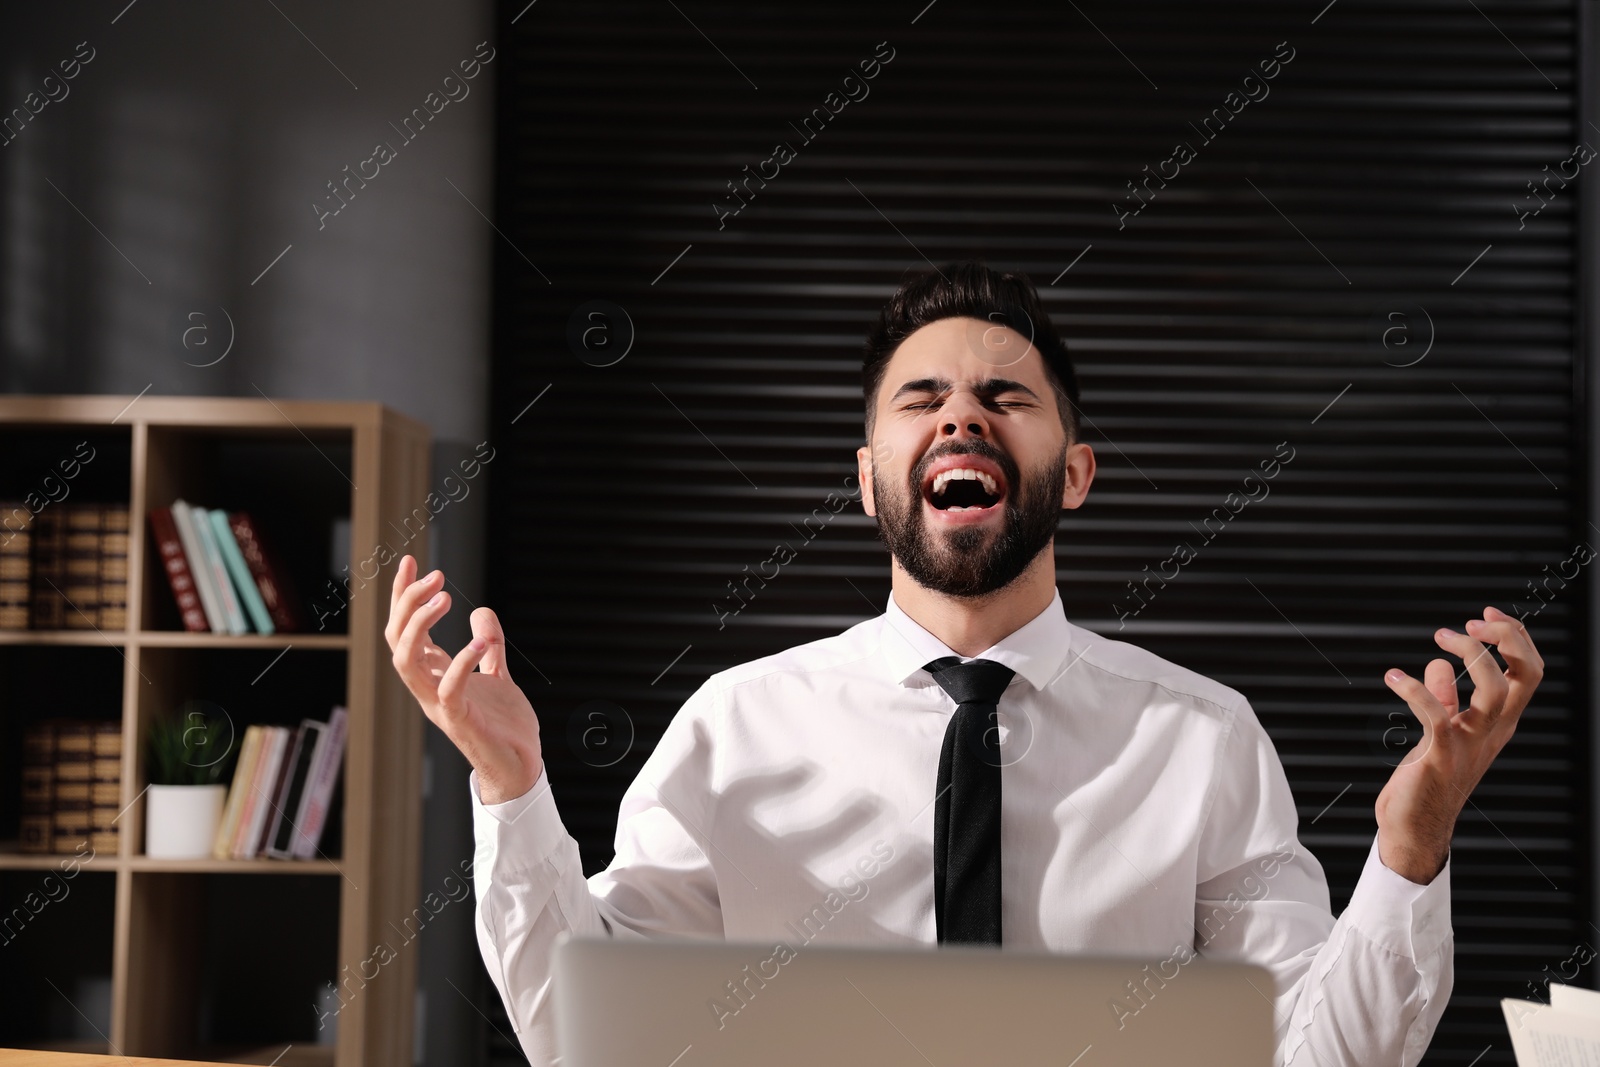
[470,589,1453,1066]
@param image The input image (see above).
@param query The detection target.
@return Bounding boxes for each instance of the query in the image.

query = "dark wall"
[489,1,1592,1064]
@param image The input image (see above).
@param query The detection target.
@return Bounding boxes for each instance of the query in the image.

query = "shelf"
[0,631,351,649]
[127,855,344,875]
[135,632,349,650]
[0,395,427,437]
[0,846,340,875]
[0,844,114,871]
[0,630,128,647]
[0,631,345,649]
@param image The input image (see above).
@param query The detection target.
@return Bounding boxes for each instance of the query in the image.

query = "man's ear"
[856,444,878,517]
[1061,441,1096,510]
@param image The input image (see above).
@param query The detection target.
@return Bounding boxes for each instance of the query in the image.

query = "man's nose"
[940,390,991,439]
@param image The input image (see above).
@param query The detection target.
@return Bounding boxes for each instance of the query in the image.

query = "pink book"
[292,707,348,859]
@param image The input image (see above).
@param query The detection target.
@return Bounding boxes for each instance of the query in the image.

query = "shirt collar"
[879,586,1072,692]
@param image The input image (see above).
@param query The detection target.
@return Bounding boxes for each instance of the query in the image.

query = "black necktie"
[924,656,1015,945]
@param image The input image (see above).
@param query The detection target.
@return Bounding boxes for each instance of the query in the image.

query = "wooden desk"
[0,1054,240,1067]
[0,1053,327,1067]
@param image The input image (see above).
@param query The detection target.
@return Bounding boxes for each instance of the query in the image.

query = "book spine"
[29,508,67,629]
[192,507,248,636]
[256,725,303,858]
[228,513,302,632]
[256,726,293,857]
[213,725,263,858]
[237,727,287,859]
[172,501,225,633]
[90,721,122,856]
[0,502,31,631]
[266,721,324,859]
[228,725,273,858]
[0,500,34,551]
[20,720,56,853]
[99,506,130,631]
[148,508,209,632]
[263,723,306,859]
[293,706,348,859]
[53,718,93,853]
[63,505,102,629]
[52,806,92,853]
[209,509,273,634]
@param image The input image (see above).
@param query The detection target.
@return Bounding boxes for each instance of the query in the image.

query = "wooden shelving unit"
[0,396,431,1067]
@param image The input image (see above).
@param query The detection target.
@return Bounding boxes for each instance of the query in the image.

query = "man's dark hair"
[862,261,1081,442]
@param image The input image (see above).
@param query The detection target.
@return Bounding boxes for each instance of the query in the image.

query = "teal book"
[209,508,274,635]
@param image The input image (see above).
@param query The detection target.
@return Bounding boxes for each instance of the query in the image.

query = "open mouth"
[922,457,1009,514]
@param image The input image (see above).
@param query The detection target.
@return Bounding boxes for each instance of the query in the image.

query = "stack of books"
[0,503,129,631]
[148,501,301,635]
[213,706,347,860]
[21,719,122,854]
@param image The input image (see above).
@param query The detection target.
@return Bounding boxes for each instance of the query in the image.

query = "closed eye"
[890,378,1043,413]
[903,399,1032,411]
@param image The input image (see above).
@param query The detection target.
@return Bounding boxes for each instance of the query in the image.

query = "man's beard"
[873,439,1067,599]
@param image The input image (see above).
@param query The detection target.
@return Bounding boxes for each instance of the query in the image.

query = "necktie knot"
[923,656,1015,707]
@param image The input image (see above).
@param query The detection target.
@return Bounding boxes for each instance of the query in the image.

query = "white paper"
[1552,985,1600,1022]
[1505,997,1600,1067]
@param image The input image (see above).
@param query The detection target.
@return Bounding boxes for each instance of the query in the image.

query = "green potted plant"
[144,702,235,858]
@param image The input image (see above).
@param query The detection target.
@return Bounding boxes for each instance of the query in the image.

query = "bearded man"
[386,261,1542,1066]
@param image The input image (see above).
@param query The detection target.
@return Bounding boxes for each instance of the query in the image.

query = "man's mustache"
[908,440,1021,490]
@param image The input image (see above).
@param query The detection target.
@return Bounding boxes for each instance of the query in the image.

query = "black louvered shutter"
[487,3,1590,1063]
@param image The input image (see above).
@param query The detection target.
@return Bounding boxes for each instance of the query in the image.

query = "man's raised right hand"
[385,554,544,805]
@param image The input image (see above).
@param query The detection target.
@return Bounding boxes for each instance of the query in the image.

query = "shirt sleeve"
[1193,698,1454,1067]
[469,679,726,1066]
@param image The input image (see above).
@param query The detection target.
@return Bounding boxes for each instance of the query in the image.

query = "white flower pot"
[145,783,226,858]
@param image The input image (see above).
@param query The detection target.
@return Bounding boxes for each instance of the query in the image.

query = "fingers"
[470,606,511,680]
[438,636,489,715]
[387,554,417,638]
[1470,605,1544,674]
[1384,667,1447,738]
[1433,626,1507,717]
[393,588,452,695]
[1465,605,1544,724]
[385,564,445,651]
[1421,656,1458,714]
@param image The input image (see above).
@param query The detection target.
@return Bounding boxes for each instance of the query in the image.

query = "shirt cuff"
[469,763,570,876]
[1338,834,1452,959]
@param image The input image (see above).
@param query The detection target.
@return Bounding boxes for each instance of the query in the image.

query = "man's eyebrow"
[889,377,1042,402]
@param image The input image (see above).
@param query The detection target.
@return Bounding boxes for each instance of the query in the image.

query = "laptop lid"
[554,936,1275,1067]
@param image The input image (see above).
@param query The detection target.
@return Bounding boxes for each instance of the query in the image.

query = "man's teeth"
[931,468,999,496]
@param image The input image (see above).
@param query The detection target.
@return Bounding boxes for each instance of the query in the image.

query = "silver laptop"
[554,935,1274,1066]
